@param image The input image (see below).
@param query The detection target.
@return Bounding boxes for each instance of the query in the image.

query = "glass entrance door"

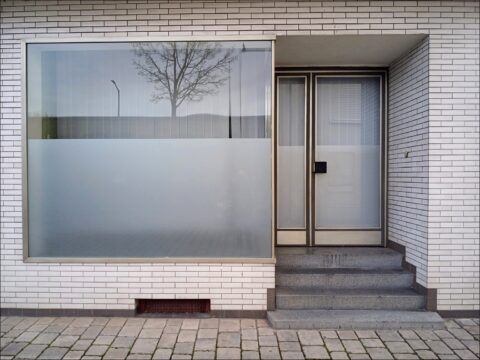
[276,72,383,246]
[314,75,382,245]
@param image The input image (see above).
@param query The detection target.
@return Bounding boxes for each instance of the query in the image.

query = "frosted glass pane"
[277,78,306,228]
[28,140,271,257]
[315,77,381,228]
[26,41,272,258]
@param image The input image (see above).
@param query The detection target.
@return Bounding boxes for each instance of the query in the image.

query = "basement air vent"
[136,299,210,314]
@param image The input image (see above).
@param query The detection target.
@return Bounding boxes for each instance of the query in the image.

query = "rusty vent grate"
[136,299,210,314]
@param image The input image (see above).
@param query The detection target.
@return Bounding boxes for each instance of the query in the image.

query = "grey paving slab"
[1,316,477,360]
[103,347,130,359]
[302,345,329,359]
[217,347,241,359]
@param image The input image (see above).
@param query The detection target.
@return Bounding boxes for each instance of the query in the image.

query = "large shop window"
[26,40,273,258]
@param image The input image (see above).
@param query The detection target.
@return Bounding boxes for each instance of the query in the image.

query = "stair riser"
[276,295,425,311]
[276,273,414,289]
[276,255,402,270]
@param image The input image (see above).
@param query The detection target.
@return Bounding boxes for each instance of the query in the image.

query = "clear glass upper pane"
[27,41,272,258]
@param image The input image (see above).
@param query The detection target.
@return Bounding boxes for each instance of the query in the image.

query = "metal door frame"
[275,68,387,247]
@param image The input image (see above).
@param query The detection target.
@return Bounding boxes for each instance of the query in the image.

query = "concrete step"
[276,268,414,289]
[267,309,445,329]
[276,288,425,310]
[276,247,403,270]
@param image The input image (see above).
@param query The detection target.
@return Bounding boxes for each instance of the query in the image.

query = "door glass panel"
[277,78,306,228]
[315,77,381,229]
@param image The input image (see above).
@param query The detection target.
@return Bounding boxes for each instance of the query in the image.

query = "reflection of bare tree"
[133,42,235,118]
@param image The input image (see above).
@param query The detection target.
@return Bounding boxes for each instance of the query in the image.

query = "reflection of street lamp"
[228,61,232,139]
[110,80,120,117]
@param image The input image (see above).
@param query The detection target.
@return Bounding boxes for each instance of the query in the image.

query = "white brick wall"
[1,0,479,312]
[388,37,430,287]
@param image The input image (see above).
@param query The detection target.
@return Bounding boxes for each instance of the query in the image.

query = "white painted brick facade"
[1,1,479,312]
[388,37,430,287]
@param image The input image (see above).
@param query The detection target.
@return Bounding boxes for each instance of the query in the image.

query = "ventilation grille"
[136,299,210,314]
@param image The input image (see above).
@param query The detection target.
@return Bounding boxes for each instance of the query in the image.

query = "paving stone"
[256,319,270,328]
[107,318,127,327]
[131,338,158,354]
[158,333,178,348]
[416,350,438,359]
[393,354,420,360]
[174,342,194,355]
[338,330,358,340]
[103,347,130,360]
[195,339,216,351]
[144,319,166,329]
[242,328,258,340]
[342,339,366,353]
[217,332,240,347]
[93,334,115,345]
[217,347,241,359]
[277,330,298,342]
[279,341,301,351]
[350,354,370,360]
[15,344,47,359]
[171,354,191,359]
[126,318,145,327]
[303,345,329,359]
[31,332,58,345]
[415,331,440,341]
[193,350,215,359]
[331,351,349,359]
[92,317,109,326]
[71,339,93,351]
[164,325,181,334]
[356,330,378,339]
[62,326,87,336]
[260,346,281,359]
[427,340,454,354]
[361,338,384,348]
[118,325,142,337]
[127,355,151,360]
[442,338,465,350]
[437,354,459,360]
[325,338,345,352]
[182,319,200,330]
[453,349,477,359]
[241,319,256,329]
[63,350,84,360]
[81,326,104,340]
[199,319,218,329]
[85,345,109,356]
[197,328,217,339]
[282,351,305,359]
[139,328,162,338]
[321,330,339,339]
[38,347,69,360]
[15,331,39,342]
[111,336,136,348]
[0,342,28,356]
[367,347,394,360]
[462,340,479,355]
[153,348,173,359]
[259,335,277,346]
[0,337,13,349]
[401,330,421,340]
[219,319,240,332]
[386,341,415,353]
[50,335,78,347]
[298,330,323,346]
[242,340,258,351]
[434,330,454,339]
[258,327,275,336]
[178,330,197,342]
[407,339,429,350]
[379,330,404,342]
[242,350,260,359]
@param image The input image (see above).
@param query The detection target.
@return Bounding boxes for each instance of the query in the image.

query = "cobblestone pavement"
[0,316,478,360]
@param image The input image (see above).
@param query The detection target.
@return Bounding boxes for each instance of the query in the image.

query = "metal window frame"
[21,35,276,263]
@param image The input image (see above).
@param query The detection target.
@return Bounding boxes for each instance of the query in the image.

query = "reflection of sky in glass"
[27,41,272,118]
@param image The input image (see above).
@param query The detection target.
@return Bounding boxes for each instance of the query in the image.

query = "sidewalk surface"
[0,316,478,359]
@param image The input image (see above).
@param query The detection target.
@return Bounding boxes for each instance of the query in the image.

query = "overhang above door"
[275,34,427,67]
